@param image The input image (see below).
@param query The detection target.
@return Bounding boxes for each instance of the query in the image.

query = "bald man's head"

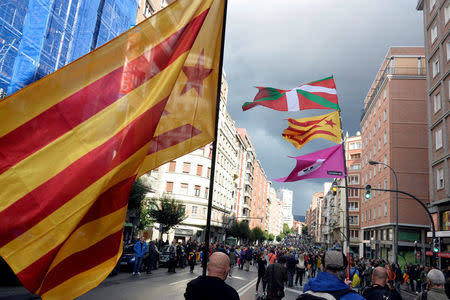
[207,252,230,280]
[372,266,388,286]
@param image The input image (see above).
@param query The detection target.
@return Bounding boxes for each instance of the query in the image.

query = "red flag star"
[325,119,336,127]
[181,49,212,97]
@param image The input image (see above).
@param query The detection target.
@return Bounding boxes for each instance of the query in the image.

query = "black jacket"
[184,276,240,300]
[362,284,402,300]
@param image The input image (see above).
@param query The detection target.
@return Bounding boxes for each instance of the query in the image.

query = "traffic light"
[365,185,372,199]
[332,181,338,196]
[433,238,440,253]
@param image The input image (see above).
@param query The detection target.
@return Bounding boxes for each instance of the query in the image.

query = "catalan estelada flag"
[282,110,342,149]
[0,0,225,299]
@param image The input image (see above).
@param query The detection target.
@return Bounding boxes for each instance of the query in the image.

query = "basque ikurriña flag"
[242,76,340,112]
[274,144,345,182]
[0,0,225,299]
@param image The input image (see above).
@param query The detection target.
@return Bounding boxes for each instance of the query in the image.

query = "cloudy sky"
[222,0,424,216]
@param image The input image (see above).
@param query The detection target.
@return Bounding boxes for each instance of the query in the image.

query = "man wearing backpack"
[298,250,364,300]
[362,267,402,300]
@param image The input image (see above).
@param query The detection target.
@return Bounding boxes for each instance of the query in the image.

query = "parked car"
[119,244,137,271]
[159,245,171,266]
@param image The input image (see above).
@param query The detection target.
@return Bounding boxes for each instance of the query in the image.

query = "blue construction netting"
[0,0,138,95]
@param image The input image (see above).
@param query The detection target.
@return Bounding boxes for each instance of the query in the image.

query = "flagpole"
[203,0,228,277]
[334,77,350,277]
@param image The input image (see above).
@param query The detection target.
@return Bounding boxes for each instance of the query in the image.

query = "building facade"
[360,47,429,263]
[0,0,138,94]
[250,160,270,230]
[277,189,294,228]
[417,0,450,267]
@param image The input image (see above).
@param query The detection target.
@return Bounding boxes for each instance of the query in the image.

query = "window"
[169,161,176,172]
[191,205,198,215]
[384,179,387,189]
[373,146,376,156]
[183,162,191,173]
[350,230,359,238]
[349,164,361,171]
[433,59,439,78]
[203,207,207,215]
[384,154,387,165]
[447,41,450,62]
[349,202,359,211]
[197,165,203,176]
[373,166,376,177]
[166,181,173,193]
[368,210,371,220]
[383,110,387,121]
[378,99,381,108]
[349,142,362,150]
[430,0,436,12]
[180,183,188,194]
[349,175,359,184]
[435,128,443,149]
[378,138,381,150]
[431,24,438,43]
[437,168,444,190]
[349,188,359,197]
[373,208,376,220]
[384,131,387,144]
[378,205,382,218]
[446,3,450,24]
[349,216,359,225]
[144,0,155,17]
[194,185,201,196]
[434,93,441,113]
[207,167,211,178]
[383,89,386,99]
[205,187,209,198]
[373,126,376,135]
[378,119,381,128]
[350,153,361,159]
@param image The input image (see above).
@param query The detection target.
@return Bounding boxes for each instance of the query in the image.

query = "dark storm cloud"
[223,0,424,215]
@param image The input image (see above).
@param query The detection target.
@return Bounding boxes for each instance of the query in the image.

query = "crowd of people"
[129,236,450,300]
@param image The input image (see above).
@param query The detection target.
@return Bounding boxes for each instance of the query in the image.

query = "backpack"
[297,289,358,300]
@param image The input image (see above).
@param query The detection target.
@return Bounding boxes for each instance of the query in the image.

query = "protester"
[132,237,147,276]
[295,253,306,287]
[415,269,447,300]
[168,240,177,273]
[184,252,240,300]
[361,266,402,300]
[298,251,364,300]
[286,253,298,287]
[264,256,288,300]
[256,252,267,294]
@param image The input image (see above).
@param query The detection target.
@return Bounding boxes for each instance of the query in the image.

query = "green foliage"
[268,233,274,241]
[302,225,309,235]
[250,227,265,242]
[279,232,285,240]
[128,180,151,211]
[276,235,282,242]
[227,220,251,240]
[145,195,186,234]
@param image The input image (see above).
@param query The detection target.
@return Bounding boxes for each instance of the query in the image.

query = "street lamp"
[369,160,399,264]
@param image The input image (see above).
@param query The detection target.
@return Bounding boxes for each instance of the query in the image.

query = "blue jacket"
[303,271,364,300]
[134,241,148,258]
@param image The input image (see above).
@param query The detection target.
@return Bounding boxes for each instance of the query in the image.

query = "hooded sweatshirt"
[303,271,364,300]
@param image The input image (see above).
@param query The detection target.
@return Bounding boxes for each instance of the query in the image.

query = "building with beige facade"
[360,47,429,262]
[417,0,450,267]
[136,0,172,23]
[250,160,270,230]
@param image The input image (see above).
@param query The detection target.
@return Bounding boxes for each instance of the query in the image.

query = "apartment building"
[250,160,270,230]
[360,47,429,262]
[417,0,450,267]
[277,189,294,229]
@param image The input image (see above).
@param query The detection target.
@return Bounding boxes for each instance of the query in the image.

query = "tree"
[302,225,309,235]
[282,223,292,235]
[239,221,251,241]
[250,227,265,243]
[127,179,151,230]
[144,195,186,238]
[268,233,274,241]
[276,235,282,242]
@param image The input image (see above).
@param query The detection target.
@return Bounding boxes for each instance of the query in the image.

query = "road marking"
[285,287,302,294]
[229,276,247,281]
[237,278,257,295]
[169,278,191,286]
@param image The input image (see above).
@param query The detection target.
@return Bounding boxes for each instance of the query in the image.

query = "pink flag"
[274,144,345,182]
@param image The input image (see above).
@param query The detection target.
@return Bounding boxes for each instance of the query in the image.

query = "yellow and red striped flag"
[0,0,225,299]
[282,110,342,149]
